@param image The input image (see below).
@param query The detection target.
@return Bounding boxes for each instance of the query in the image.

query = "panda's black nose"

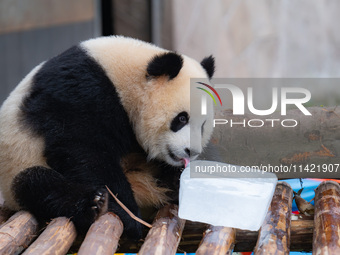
[185,148,199,158]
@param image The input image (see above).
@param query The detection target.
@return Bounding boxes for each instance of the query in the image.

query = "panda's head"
[136,52,215,167]
[82,37,215,167]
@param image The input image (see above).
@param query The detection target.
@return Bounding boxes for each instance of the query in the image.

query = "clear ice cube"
[178,160,277,231]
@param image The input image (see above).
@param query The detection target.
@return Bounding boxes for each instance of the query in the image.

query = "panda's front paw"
[71,188,109,235]
[92,189,108,218]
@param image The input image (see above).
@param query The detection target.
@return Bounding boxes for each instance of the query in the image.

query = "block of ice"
[178,160,277,231]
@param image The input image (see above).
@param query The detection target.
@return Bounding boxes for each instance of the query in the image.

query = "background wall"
[172,0,340,78]
[0,0,100,104]
[167,0,340,107]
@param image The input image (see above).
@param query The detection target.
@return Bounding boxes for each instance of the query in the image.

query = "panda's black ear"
[147,52,183,80]
[201,55,215,79]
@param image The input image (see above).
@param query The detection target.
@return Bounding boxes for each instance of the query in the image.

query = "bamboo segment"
[78,212,123,255]
[139,204,185,255]
[289,215,314,251]
[120,217,313,253]
[196,226,235,255]
[0,211,38,255]
[23,217,76,255]
[254,182,293,255]
[313,181,340,255]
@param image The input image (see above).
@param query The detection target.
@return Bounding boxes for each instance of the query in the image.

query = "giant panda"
[0,36,215,238]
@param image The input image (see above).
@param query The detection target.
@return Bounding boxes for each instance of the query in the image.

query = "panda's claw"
[94,195,101,202]
[92,189,108,219]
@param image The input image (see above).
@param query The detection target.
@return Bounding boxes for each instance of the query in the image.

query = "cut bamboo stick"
[313,181,340,255]
[254,182,293,255]
[196,226,235,255]
[138,204,185,255]
[0,211,38,255]
[78,212,123,255]
[119,216,314,253]
[22,217,76,255]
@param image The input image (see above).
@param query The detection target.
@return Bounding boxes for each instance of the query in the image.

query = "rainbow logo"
[196,82,222,106]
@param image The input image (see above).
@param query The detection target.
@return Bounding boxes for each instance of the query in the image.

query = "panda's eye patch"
[170,111,189,132]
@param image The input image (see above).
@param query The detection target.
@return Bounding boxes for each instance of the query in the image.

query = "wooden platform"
[0,181,339,254]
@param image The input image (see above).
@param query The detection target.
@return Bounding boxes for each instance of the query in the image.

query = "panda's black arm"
[49,140,143,236]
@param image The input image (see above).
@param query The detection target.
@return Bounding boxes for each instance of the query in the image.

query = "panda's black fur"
[0,36,215,239]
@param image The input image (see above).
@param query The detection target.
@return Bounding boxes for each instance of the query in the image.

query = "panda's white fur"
[0,36,214,237]
[0,63,48,210]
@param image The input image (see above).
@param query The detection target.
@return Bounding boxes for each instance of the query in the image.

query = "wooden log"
[196,226,235,255]
[138,204,185,255]
[0,211,38,255]
[78,212,123,255]
[118,216,313,253]
[289,215,314,251]
[23,217,76,255]
[313,181,340,254]
[254,182,293,255]
[234,229,258,253]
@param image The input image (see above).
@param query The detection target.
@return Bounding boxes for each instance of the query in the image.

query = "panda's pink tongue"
[182,158,190,168]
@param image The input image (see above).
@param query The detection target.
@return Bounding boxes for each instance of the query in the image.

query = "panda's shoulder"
[36,45,103,81]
